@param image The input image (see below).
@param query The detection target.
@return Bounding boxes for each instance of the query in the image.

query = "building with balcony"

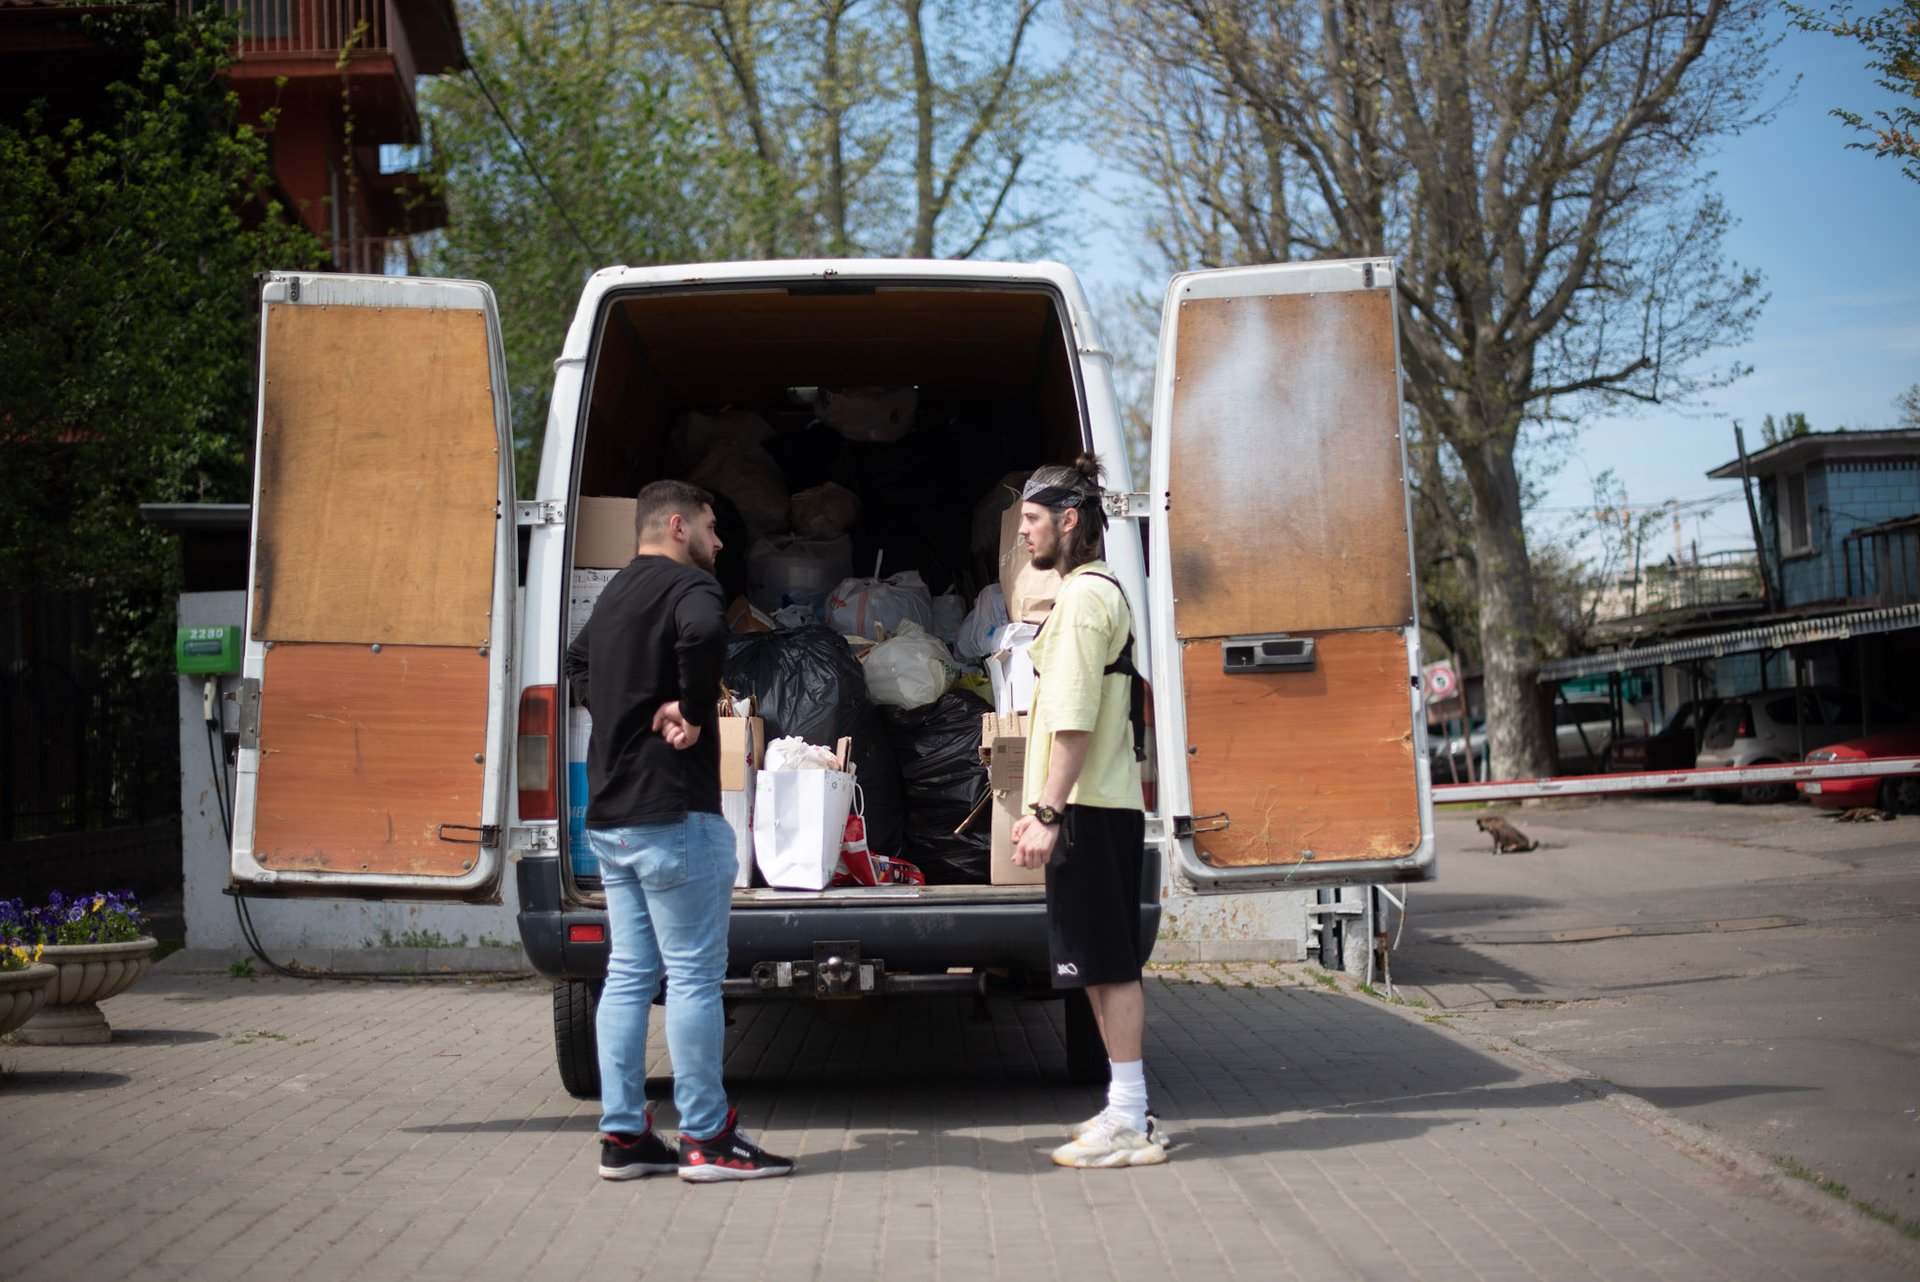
[0,0,467,271]
[1541,429,1920,757]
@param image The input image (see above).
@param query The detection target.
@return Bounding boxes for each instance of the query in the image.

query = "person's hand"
[652,702,701,750]
[1011,814,1059,869]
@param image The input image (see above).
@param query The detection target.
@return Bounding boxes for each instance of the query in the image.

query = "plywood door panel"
[253,642,489,876]
[1181,629,1419,867]
[1166,289,1412,640]
[253,303,499,648]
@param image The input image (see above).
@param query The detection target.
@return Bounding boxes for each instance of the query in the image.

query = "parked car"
[1553,700,1617,773]
[1697,686,1916,804]
[1607,699,1719,773]
[1427,719,1487,782]
[1798,729,1920,812]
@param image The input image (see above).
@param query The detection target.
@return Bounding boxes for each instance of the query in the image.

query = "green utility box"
[176,625,242,675]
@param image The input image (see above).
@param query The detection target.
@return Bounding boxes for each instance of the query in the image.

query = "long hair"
[1026,451,1106,568]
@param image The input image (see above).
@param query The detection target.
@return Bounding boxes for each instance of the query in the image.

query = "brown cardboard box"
[574,496,638,568]
[980,712,1042,885]
[718,715,766,792]
[998,504,1061,623]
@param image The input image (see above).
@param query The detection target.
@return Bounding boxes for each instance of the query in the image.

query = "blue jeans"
[592,813,736,1140]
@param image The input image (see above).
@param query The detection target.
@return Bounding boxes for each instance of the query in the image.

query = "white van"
[226,257,1435,1093]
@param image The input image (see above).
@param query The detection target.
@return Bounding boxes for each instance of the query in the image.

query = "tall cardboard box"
[719,715,766,888]
[998,504,1061,623]
[574,496,639,569]
[981,712,1042,885]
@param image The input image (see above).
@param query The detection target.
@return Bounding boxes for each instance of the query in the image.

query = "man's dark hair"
[634,479,714,541]
[1026,451,1107,567]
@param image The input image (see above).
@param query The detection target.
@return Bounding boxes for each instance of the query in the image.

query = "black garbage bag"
[882,689,993,885]
[722,625,905,857]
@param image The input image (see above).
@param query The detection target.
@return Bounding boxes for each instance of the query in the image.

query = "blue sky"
[1056,13,1917,565]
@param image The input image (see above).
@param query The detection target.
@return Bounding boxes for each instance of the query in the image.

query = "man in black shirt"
[565,479,793,1183]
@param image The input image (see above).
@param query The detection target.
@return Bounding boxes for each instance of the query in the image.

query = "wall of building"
[1768,459,1920,607]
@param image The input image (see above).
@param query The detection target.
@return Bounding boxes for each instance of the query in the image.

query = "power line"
[424,0,605,263]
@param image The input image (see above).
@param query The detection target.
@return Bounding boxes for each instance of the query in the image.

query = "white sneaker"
[1069,1108,1166,1142]
[1051,1111,1171,1168]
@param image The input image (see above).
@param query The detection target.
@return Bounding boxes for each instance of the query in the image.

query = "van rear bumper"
[514,855,1161,986]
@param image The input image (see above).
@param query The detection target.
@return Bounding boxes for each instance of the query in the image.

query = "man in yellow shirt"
[1010,453,1168,1169]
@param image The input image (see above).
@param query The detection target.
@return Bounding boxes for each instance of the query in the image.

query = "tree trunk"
[1459,433,1552,780]
[904,0,937,257]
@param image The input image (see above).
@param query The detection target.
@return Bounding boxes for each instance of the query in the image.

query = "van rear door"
[229,274,516,901]
[1145,259,1435,889]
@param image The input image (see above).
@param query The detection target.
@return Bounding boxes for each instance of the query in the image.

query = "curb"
[1315,971,1920,1273]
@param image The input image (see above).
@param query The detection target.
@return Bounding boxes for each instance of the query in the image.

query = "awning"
[1539,602,1920,682]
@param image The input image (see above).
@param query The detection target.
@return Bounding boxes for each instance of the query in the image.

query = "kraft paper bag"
[753,768,857,890]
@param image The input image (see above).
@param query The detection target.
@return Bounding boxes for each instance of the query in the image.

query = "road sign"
[1423,661,1458,704]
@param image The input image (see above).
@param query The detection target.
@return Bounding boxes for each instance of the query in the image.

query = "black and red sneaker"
[676,1109,794,1183]
[598,1126,677,1180]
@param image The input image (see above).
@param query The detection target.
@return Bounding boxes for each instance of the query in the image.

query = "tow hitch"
[750,941,878,999]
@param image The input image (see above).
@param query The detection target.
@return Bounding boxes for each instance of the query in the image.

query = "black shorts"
[1043,804,1147,989]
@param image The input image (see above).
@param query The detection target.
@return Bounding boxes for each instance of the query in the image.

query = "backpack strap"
[1029,571,1147,763]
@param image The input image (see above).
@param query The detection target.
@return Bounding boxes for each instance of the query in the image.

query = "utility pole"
[1732,421,1778,609]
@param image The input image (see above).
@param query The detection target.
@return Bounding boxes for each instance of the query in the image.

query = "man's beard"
[1029,545,1059,571]
[691,542,717,574]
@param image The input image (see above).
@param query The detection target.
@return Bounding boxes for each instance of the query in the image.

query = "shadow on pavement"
[1615,1082,1817,1110]
[0,1069,132,1094]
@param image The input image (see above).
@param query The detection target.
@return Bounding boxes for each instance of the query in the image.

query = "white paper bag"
[753,768,857,890]
[723,765,755,888]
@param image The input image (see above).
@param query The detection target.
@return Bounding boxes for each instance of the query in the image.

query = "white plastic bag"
[748,534,853,617]
[955,583,1009,659]
[827,569,935,640]
[764,735,841,771]
[864,621,955,710]
[789,482,863,539]
[930,592,967,647]
[754,768,857,890]
[816,386,917,442]
[674,409,774,465]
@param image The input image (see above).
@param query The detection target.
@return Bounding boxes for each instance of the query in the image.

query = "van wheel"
[1064,990,1109,1086]
[1739,762,1789,805]
[554,980,601,1099]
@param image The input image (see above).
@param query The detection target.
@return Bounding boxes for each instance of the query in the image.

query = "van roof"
[565,258,1103,363]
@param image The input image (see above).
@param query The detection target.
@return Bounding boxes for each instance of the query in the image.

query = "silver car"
[1696,686,1915,803]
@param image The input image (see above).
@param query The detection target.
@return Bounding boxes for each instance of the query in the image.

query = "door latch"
[437,823,501,846]
[1172,813,1231,838]
[1223,635,1315,674]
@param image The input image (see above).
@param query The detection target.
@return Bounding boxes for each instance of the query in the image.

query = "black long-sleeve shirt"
[564,555,728,826]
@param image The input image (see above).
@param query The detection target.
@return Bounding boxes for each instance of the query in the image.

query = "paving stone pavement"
[2,964,1913,1281]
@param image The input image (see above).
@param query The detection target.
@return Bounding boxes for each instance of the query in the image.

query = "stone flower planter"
[18,937,157,1045]
[0,962,57,1039]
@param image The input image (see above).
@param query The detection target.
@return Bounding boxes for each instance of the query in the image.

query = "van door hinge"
[1172,813,1230,839]
[237,678,262,750]
[516,500,565,527]
[1101,492,1155,520]
[437,823,501,846]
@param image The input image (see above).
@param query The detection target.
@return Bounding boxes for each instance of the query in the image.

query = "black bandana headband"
[1020,476,1108,528]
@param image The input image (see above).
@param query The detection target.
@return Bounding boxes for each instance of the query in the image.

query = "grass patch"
[1304,968,1340,990]
[232,1029,288,1045]
[229,957,256,980]
[477,935,516,949]
[1773,1156,1920,1240]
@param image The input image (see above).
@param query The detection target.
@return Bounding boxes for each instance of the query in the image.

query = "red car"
[1798,729,1920,812]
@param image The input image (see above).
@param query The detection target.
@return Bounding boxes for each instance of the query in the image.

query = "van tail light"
[517,684,558,820]
[1736,709,1754,738]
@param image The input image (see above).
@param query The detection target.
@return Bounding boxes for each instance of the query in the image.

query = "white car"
[1696,686,1915,803]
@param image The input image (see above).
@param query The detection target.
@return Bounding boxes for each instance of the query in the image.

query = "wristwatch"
[1029,803,1063,826]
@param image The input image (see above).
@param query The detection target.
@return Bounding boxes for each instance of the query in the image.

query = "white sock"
[1106,1059,1148,1132]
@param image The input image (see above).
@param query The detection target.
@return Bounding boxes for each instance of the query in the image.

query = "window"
[1778,469,1811,555]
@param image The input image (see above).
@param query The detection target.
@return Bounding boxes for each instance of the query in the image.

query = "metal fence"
[1843,518,1920,607]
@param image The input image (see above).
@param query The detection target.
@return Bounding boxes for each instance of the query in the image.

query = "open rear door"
[1146,259,1435,889]
[230,274,516,901]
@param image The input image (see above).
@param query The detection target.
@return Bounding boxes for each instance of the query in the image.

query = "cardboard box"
[980,712,1042,885]
[574,495,639,569]
[566,568,619,646]
[998,504,1061,623]
[717,715,766,792]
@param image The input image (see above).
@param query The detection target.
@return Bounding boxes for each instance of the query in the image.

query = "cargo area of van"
[555,281,1104,903]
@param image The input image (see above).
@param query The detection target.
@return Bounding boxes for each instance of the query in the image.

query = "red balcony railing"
[202,0,416,84]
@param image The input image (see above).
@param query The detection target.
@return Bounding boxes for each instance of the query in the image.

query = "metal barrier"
[1433,757,1920,804]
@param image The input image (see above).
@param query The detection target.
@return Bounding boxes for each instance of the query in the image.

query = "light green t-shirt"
[1022,561,1144,813]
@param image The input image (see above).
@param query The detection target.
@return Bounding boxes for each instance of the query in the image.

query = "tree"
[1897,382,1920,427]
[0,8,320,685]
[1078,0,1770,777]
[1760,410,1814,444]
[1791,0,1920,181]
[417,0,730,484]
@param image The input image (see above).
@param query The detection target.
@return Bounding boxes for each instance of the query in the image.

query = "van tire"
[554,980,601,1099]
[1064,990,1109,1085]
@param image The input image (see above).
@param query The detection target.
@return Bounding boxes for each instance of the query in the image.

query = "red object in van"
[518,685,558,820]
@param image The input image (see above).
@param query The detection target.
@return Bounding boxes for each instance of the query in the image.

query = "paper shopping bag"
[753,768,857,890]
